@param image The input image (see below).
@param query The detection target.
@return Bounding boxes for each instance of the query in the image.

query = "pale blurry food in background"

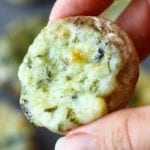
[0,101,35,150]
[0,0,58,150]
[6,0,39,5]
[0,17,46,95]
[101,0,131,21]
[129,70,150,107]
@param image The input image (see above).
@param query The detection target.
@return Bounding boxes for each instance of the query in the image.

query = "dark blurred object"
[0,100,35,150]
[0,16,46,95]
[129,70,150,107]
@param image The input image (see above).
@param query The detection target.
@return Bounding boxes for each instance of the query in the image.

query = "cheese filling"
[18,20,121,133]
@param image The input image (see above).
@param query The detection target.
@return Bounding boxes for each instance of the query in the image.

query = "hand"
[49,0,150,149]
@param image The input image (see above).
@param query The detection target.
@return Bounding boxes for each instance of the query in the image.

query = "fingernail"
[55,133,98,150]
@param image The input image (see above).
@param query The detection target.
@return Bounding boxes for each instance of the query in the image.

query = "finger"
[50,0,113,21]
[55,106,150,150]
[116,0,150,61]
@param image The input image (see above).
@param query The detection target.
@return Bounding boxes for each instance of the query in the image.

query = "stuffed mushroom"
[18,16,139,134]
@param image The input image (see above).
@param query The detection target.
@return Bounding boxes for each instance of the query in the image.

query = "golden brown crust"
[64,16,139,112]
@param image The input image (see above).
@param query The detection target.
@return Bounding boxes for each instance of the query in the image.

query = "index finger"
[116,0,150,61]
[50,0,113,21]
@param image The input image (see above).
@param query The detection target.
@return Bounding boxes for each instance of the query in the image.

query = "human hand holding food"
[49,0,150,149]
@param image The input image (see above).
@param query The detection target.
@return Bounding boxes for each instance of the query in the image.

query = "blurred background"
[0,0,149,150]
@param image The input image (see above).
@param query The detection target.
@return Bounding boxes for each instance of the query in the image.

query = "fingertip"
[49,0,114,22]
[49,1,61,22]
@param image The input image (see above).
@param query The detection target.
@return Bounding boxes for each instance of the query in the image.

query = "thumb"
[55,106,150,150]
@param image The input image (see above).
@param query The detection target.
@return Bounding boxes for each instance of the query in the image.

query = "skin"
[49,0,150,149]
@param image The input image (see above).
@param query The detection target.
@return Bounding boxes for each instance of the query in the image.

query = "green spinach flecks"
[95,47,104,62]
[44,106,58,113]
[72,93,78,100]
[107,55,112,73]
[26,57,32,68]
[72,37,79,43]
[46,66,51,81]
[97,37,102,44]
[66,108,79,124]
[30,122,37,127]
[60,58,69,71]
[66,76,72,81]
[64,42,69,47]
[37,80,48,92]
[36,55,44,58]
[62,58,69,65]
[58,123,64,133]
[90,80,99,92]
[21,98,28,104]
[36,67,52,91]
[79,77,86,83]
